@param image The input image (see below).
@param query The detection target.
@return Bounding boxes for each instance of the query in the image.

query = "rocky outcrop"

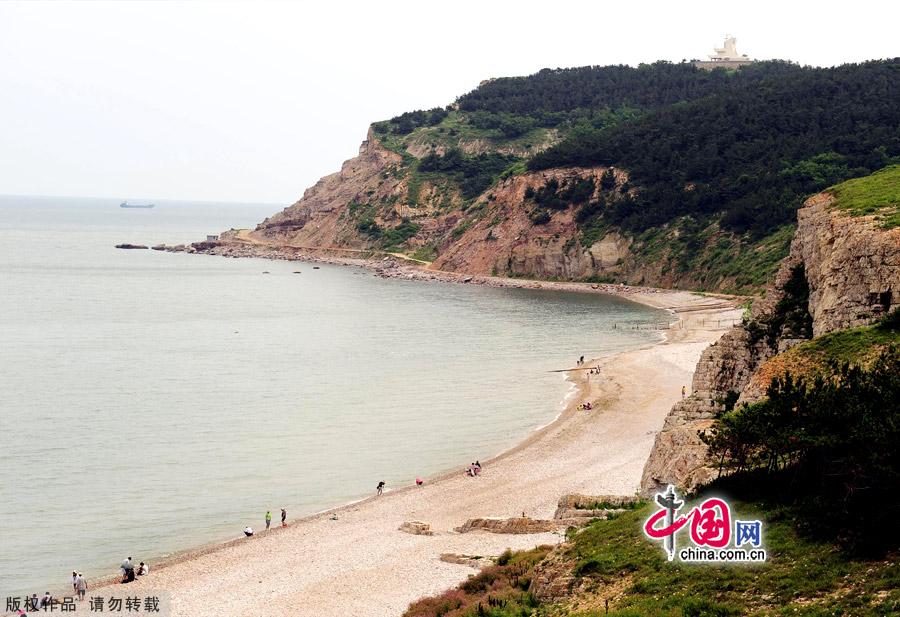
[432,167,631,280]
[641,189,899,496]
[398,521,433,536]
[255,128,405,248]
[553,494,641,523]
[455,517,559,534]
[439,553,491,569]
[530,550,579,601]
[792,193,899,335]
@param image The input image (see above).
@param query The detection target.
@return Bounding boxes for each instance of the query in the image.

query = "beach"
[82,284,740,617]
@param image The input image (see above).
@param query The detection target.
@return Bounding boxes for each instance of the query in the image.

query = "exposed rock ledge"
[455,517,559,534]
[641,191,899,496]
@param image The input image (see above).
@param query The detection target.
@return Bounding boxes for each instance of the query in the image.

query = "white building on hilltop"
[694,36,754,70]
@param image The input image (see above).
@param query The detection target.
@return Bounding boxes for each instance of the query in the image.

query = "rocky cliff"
[251,128,642,280]
[247,128,786,292]
[641,184,899,495]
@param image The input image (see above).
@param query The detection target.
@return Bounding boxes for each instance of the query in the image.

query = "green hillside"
[828,164,900,228]
[404,500,899,617]
[357,60,900,293]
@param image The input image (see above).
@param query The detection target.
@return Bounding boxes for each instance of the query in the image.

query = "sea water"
[0,196,668,597]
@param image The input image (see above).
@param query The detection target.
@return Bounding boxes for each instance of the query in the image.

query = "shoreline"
[151,233,747,305]
[33,241,742,616]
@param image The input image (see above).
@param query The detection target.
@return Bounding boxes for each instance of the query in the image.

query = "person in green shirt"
[265,511,272,530]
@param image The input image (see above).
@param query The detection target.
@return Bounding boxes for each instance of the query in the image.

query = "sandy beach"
[76,283,739,617]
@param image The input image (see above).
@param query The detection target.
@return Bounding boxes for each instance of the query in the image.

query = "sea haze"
[0,196,668,597]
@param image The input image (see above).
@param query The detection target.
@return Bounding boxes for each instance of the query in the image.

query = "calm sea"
[0,196,668,597]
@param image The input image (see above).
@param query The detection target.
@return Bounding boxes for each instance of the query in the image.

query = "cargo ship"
[120,201,155,208]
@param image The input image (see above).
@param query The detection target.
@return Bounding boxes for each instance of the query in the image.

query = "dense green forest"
[457,61,751,116]
[526,60,900,237]
[407,60,899,241]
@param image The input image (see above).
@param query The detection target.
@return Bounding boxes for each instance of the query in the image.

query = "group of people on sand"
[244,508,287,537]
[70,571,88,599]
[466,461,482,477]
[577,355,602,376]
[578,401,593,411]
[119,557,149,583]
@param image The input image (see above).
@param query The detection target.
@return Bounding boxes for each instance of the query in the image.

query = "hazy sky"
[1,1,897,205]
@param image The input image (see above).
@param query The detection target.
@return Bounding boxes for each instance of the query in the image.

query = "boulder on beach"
[398,521,433,536]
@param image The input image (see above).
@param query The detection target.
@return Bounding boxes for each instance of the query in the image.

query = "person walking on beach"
[681,385,686,398]
[75,573,87,600]
[376,481,385,496]
[265,510,272,530]
[71,571,78,593]
[281,508,287,527]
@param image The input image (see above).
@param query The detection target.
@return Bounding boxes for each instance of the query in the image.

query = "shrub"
[528,209,551,225]
[418,148,521,200]
[701,344,900,554]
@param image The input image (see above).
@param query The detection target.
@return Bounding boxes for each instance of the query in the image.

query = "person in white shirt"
[137,562,149,576]
[75,573,87,600]
[243,526,253,537]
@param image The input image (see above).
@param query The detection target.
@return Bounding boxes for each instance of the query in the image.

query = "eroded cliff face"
[641,191,899,496]
[252,129,640,280]
[255,128,405,249]
[431,166,631,279]
[793,193,899,335]
[249,131,769,290]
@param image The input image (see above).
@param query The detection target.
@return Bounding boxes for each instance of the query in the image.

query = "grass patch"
[566,497,899,616]
[410,243,438,262]
[764,310,900,379]
[828,164,900,228]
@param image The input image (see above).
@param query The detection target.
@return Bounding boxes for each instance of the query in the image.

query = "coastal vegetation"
[403,498,899,616]
[417,148,521,200]
[702,336,900,554]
